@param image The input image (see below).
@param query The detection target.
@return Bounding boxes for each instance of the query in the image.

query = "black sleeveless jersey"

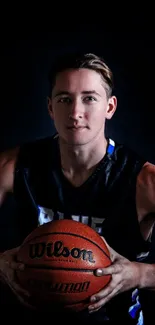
[13,134,148,324]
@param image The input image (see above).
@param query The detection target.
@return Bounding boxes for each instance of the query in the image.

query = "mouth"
[67,125,87,130]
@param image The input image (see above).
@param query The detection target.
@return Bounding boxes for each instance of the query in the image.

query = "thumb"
[94,264,119,276]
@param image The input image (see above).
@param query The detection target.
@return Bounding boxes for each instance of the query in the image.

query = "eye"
[84,96,96,102]
[57,97,71,103]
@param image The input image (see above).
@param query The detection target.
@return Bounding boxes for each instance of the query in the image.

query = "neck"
[59,133,108,173]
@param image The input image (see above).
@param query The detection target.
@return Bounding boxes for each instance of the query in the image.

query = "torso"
[1,136,154,245]
[2,135,155,323]
[13,135,150,258]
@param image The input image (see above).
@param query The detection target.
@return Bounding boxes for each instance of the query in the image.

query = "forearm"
[138,262,155,290]
[0,254,5,283]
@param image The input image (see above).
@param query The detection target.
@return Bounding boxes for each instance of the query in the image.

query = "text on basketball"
[29,241,95,263]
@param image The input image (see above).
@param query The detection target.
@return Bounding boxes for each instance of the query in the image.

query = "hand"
[88,240,140,313]
[0,246,34,309]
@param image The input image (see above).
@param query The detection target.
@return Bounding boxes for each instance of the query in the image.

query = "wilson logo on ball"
[29,240,95,263]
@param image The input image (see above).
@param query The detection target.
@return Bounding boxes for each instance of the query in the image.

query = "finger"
[8,280,30,297]
[17,296,37,310]
[89,283,122,312]
[89,306,101,314]
[9,261,25,271]
[9,284,36,310]
[90,281,114,303]
[95,264,122,276]
[89,293,112,312]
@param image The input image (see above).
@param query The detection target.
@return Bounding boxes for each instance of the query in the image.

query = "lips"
[67,125,87,129]
[68,127,85,129]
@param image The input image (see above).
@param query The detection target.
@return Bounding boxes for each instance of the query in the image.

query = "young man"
[0,52,155,324]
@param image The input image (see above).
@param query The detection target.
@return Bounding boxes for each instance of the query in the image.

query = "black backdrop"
[0,25,155,162]
[0,21,155,322]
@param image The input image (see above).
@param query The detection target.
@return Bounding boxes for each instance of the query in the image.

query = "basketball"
[16,219,111,311]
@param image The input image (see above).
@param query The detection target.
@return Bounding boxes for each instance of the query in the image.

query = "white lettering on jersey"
[38,206,105,234]
[38,206,64,225]
[38,206,54,225]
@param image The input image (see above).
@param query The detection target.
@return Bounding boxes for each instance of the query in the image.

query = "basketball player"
[0,52,154,324]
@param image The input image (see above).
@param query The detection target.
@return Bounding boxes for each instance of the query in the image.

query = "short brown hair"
[48,52,114,98]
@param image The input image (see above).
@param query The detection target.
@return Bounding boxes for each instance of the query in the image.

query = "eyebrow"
[53,90,101,98]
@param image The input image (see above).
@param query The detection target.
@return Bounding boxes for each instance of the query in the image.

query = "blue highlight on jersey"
[107,139,115,155]
[128,289,144,325]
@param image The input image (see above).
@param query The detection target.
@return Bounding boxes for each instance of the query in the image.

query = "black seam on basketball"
[25,265,95,272]
[22,232,110,260]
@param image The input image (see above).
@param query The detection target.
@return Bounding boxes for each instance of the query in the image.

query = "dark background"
[0,19,155,322]
[0,20,155,162]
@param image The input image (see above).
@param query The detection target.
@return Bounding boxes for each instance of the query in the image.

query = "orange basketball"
[16,219,111,311]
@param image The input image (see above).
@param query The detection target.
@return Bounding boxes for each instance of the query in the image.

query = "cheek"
[54,110,69,127]
[54,109,64,120]
[84,112,89,119]
[85,110,105,122]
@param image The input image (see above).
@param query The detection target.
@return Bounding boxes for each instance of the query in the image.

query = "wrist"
[137,262,155,289]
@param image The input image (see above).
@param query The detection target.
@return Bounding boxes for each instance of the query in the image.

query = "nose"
[69,100,83,120]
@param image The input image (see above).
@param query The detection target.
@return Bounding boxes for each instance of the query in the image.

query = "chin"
[59,130,92,145]
[64,136,91,146]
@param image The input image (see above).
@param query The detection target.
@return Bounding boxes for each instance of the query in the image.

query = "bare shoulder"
[0,147,20,167]
[137,161,155,188]
[0,147,20,203]
[136,161,155,222]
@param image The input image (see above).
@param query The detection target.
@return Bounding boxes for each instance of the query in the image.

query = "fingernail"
[18,264,25,270]
[96,269,103,276]
[90,296,96,302]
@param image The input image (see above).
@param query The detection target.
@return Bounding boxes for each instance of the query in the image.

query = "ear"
[47,97,54,120]
[106,96,117,120]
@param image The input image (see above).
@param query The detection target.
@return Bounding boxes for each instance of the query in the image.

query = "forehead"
[52,68,106,94]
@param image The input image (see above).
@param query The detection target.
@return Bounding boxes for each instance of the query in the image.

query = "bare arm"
[88,161,155,311]
[136,162,155,240]
[0,147,19,206]
[0,146,35,307]
[134,161,155,290]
